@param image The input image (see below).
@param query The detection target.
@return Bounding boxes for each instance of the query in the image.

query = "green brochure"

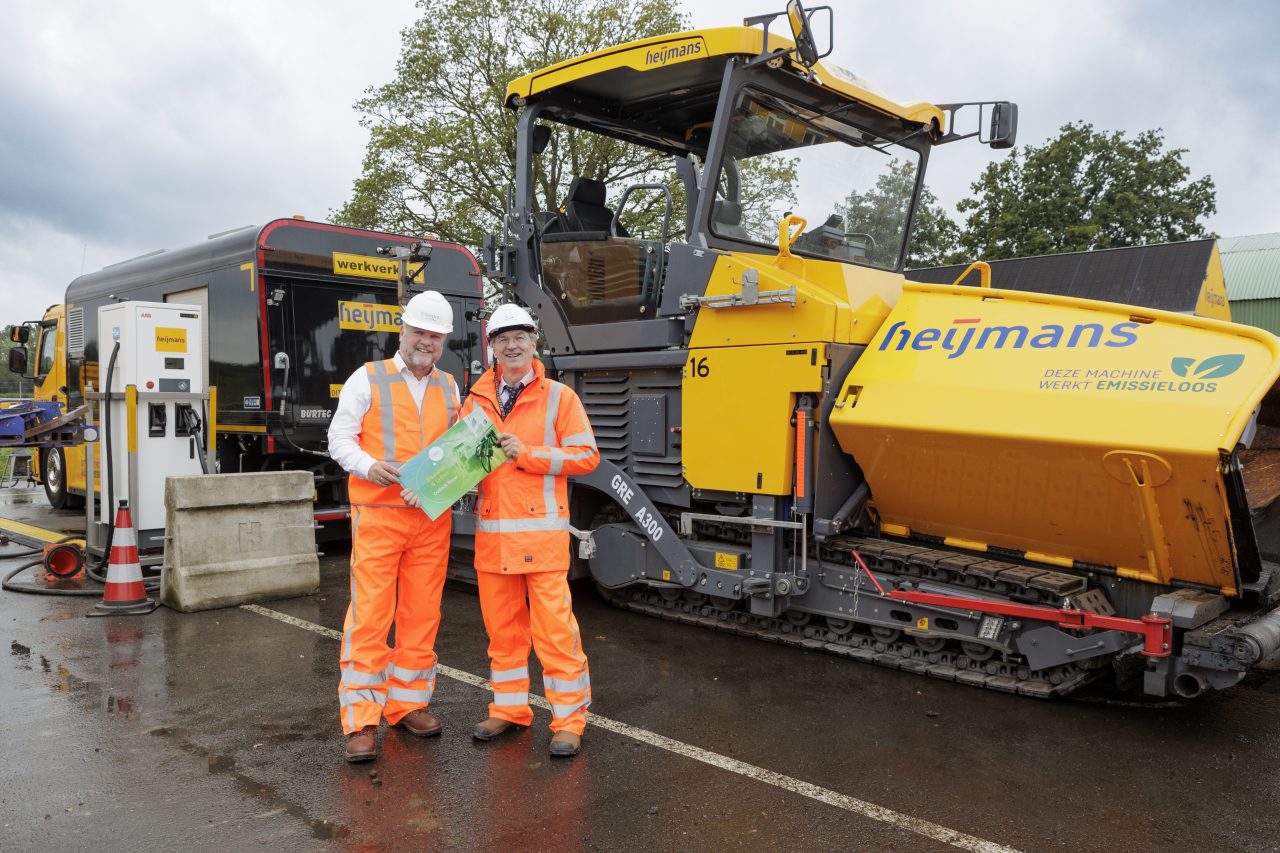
[398,408,508,519]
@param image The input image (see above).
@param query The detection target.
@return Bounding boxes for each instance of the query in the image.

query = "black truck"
[21,218,485,519]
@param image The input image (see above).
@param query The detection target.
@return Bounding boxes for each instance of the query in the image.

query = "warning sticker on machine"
[155,327,187,352]
[329,384,343,399]
[714,552,739,570]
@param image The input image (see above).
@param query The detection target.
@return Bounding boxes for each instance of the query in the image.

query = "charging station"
[92,301,209,553]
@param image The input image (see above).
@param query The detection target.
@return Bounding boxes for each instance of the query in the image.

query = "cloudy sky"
[3,0,1278,327]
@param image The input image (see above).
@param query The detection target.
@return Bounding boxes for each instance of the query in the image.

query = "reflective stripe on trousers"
[339,504,451,733]
[476,569,590,734]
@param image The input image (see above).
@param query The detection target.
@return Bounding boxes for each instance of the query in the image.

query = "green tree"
[334,0,687,248]
[839,159,959,268]
[905,183,960,268]
[955,121,1216,260]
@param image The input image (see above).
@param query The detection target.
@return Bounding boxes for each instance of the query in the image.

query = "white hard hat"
[487,303,538,339]
[401,290,453,334]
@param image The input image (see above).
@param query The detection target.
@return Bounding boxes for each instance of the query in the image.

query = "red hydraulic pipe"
[850,549,1172,658]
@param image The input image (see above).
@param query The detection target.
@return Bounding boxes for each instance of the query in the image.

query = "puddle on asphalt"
[14,620,355,843]
[10,642,142,718]
[11,642,350,839]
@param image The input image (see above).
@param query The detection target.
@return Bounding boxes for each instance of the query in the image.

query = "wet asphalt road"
[3,493,1280,851]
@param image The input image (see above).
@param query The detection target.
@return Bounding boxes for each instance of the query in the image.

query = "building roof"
[1220,233,1280,301]
[906,239,1216,313]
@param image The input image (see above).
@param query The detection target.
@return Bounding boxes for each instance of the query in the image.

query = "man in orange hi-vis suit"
[327,290,460,763]
[460,303,599,757]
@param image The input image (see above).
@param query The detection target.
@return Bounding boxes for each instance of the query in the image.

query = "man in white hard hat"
[327,289,460,763]
[459,303,599,757]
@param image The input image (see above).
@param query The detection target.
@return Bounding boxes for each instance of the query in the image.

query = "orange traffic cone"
[89,501,158,617]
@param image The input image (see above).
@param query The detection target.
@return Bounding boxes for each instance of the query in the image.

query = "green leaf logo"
[1170,354,1244,379]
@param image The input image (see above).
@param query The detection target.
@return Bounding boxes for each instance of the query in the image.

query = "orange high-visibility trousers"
[477,570,591,735]
[339,505,451,734]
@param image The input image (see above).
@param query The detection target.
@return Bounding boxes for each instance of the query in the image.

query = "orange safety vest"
[461,360,599,573]
[348,359,459,507]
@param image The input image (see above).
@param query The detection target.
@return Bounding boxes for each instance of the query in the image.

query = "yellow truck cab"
[27,304,84,508]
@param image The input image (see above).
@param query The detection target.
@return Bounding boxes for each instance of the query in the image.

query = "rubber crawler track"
[597,534,1115,698]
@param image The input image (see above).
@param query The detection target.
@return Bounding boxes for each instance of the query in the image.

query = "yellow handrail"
[776,214,808,258]
[950,261,991,289]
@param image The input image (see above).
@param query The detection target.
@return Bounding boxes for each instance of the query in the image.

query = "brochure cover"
[398,408,508,519]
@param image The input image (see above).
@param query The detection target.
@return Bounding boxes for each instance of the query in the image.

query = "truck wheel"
[41,447,83,510]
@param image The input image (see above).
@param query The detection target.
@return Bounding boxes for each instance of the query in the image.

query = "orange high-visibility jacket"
[348,359,459,507]
[461,360,599,573]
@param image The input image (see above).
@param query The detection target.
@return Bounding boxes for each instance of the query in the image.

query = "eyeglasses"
[493,332,533,347]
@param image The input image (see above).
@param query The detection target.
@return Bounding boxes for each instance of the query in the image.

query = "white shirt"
[327,352,435,480]
[499,368,535,399]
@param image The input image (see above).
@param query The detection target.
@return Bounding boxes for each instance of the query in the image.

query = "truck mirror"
[989,102,1018,149]
[786,0,820,66]
[9,325,29,344]
[8,344,27,376]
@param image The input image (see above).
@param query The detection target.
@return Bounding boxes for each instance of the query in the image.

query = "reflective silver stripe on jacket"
[493,692,530,707]
[543,673,590,694]
[542,381,562,517]
[560,431,597,449]
[340,688,387,708]
[341,665,387,687]
[428,370,458,425]
[490,666,530,683]
[476,517,571,533]
[368,360,405,462]
[388,664,436,684]
[530,446,596,476]
[387,686,433,704]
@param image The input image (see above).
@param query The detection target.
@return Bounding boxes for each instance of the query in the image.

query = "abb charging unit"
[97,301,207,544]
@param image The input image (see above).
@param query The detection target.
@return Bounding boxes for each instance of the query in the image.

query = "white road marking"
[242,602,1021,853]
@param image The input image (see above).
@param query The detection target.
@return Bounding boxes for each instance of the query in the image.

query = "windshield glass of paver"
[712,89,922,270]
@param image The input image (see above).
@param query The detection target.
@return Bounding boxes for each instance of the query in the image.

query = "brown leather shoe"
[344,725,378,763]
[472,717,525,741]
[395,709,442,737]
[549,730,582,757]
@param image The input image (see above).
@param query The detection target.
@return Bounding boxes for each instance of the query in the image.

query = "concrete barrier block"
[161,471,320,612]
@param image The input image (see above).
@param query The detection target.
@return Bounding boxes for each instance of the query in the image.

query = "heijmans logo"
[878,317,1139,359]
[644,40,702,66]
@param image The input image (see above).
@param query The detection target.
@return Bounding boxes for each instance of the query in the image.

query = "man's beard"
[402,346,435,370]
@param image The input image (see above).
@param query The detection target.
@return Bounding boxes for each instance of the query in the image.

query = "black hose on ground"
[1,534,105,597]
[2,559,101,596]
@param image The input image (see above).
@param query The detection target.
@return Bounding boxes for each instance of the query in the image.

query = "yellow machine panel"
[506,27,943,128]
[687,253,906,351]
[683,342,824,494]
[829,283,1280,593]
